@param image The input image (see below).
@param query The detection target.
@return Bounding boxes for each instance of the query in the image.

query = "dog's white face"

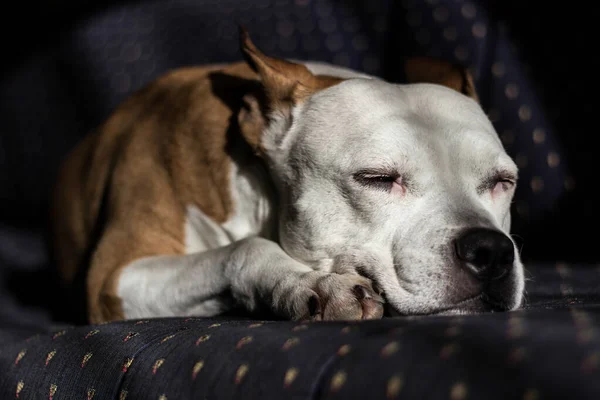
[264,78,524,316]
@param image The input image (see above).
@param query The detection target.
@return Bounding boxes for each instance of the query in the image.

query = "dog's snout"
[455,228,514,280]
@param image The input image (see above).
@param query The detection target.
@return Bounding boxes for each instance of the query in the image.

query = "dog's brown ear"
[239,26,343,109]
[238,26,344,155]
[405,56,479,102]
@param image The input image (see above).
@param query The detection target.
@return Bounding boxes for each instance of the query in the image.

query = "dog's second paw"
[308,273,384,321]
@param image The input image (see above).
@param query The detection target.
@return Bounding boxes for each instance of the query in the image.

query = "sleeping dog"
[51,28,524,323]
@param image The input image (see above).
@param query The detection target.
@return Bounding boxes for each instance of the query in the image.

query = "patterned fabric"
[0,0,574,267]
[1,263,599,399]
[0,2,594,398]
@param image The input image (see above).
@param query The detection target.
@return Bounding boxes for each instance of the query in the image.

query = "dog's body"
[52,30,524,324]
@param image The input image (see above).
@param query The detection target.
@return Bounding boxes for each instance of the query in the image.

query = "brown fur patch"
[53,63,257,322]
[404,56,479,102]
[52,31,347,323]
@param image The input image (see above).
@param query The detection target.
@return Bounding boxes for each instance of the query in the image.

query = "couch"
[1,0,598,398]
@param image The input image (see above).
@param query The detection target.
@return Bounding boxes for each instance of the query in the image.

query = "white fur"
[184,162,274,254]
[118,62,524,320]
[120,156,276,319]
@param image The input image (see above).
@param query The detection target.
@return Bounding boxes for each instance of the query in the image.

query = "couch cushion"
[1,263,598,399]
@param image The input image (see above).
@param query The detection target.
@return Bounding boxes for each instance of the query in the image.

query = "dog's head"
[238,28,524,315]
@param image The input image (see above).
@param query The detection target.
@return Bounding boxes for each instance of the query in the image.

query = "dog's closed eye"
[479,172,517,196]
[353,170,406,195]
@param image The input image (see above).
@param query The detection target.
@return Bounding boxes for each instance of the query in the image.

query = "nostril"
[455,227,515,280]
[472,247,494,267]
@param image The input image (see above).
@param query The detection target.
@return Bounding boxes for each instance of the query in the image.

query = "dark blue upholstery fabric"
[1,264,599,399]
[0,1,597,399]
[0,0,582,267]
[0,0,586,330]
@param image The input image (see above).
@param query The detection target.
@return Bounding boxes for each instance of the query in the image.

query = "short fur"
[52,28,523,323]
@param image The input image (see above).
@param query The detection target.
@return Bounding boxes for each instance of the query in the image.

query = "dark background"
[0,0,597,327]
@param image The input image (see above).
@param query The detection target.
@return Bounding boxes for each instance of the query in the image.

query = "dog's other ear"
[239,26,343,110]
[404,56,479,102]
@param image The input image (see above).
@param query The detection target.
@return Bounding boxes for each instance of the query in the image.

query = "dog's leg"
[93,235,384,323]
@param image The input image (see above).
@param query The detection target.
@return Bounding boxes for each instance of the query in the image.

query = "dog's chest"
[184,161,276,254]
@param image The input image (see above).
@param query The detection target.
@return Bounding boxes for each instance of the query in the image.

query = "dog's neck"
[184,154,278,254]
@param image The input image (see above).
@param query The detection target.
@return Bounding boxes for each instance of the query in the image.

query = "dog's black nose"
[455,228,514,280]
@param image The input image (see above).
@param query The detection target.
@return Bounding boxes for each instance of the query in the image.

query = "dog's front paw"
[273,270,384,321]
[310,273,384,321]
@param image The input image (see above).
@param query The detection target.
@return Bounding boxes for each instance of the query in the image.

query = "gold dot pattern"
[450,382,468,400]
[191,361,204,380]
[330,371,347,392]
[235,336,253,350]
[84,330,100,340]
[282,337,300,351]
[386,375,403,399]
[52,330,67,340]
[45,350,57,367]
[235,364,249,385]
[292,324,309,332]
[0,2,584,398]
[49,384,57,400]
[123,332,139,342]
[492,62,506,77]
[523,388,540,400]
[81,353,93,368]
[152,359,165,375]
[195,335,210,345]
[337,344,351,356]
[381,341,400,358]
[14,349,26,366]
[505,83,519,99]
[530,177,544,193]
[518,105,532,122]
[532,128,546,144]
[16,381,24,398]
[547,152,560,168]
[283,368,299,388]
[340,326,354,334]
[472,22,486,38]
[6,275,600,400]
[122,357,134,373]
